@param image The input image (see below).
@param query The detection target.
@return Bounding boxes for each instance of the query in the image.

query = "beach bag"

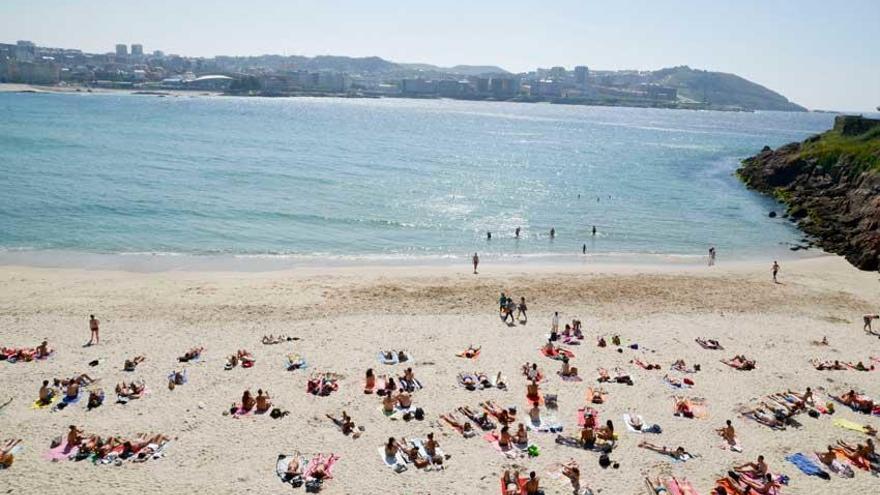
[414,408,425,420]
[305,478,322,492]
[599,454,610,468]
[527,445,539,457]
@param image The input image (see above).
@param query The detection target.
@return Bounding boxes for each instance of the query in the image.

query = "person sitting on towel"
[717,419,736,445]
[580,425,596,448]
[38,380,55,405]
[87,390,103,409]
[734,455,768,478]
[396,390,412,409]
[598,420,615,441]
[124,355,145,371]
[382,394,395,414]
[65,380,80,400]
[286,456,303,477]
[35,341,53,358]
[424,433,440,461]
[514,423,528,445]
[255,389,272,413]
[498,425,512,448]
[560,356,578,377]
[241,390,256,412]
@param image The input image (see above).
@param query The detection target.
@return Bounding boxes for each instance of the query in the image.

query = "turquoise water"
[0,92,836,268]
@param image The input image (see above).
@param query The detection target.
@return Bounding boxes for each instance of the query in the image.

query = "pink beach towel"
[43,442,78,461]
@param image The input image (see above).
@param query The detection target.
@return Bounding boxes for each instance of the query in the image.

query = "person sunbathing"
[696,338,722,349]
[327,410,358,436]
[55,374,95,388]
[382,394,396,414]
[67,425,85,449]
[458,372,478,390]
[580,424,596,449]
[674,398,694,418]
[363,368,376,393]
[514,423,528,445]
[717,419,736,445]
[440,412,475,438]
[178,347,204,362]
[402,367,416,383]
[458,406,495,430]
[811,359,846,370]
[786,387,814,407]
[633,358,660,370]
[286,455,304,477]
[561,459,581,493]
[503,469,522,495]
[309,453,336,479]
[396,390,412,409]
[723,355,756,370]
[671,359,699,373]
[613,368,633,385]
[476,372,493,389]
[638,440,692,460]
[559,356,578,377]
[383,437,400,461]
[87,389,104,409]
[526,379,540,403]
[397,350,409,363]
[0,439,21,468]
[838,439,878,466]
[115,380,145,399]
[38,380,55,405]
[735,455,768,477]
[846,361,873,371]
[255,389,272,413]
[241,390,256,412]
[168,371,186,388]
[839,389,875,413]
[237,349,255,366]
[528,403,541,424]
[482,400,514,424]
[571,321,584,338]
[726,473,777,495]
[124,355,145,371]
[396,438,429,468]
[35,341,53,359]
[498,425,512,449]
[742,407,785,429]
[65,380,80,400]
[461,345,480,358]
[597,420,615,441]
[261,334,290,345]
[596,368,610,383]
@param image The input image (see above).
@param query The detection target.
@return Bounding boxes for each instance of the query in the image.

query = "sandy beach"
[1,255,878,494]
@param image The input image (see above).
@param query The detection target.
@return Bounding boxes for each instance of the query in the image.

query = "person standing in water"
[771,261,780,283]
[582,244,586,255]
[592,226,596,236]
[88,314,100,345]
[486,231,491,240]
[472,253,479,274]
[708,247,716,266]
[515,227,521,239]
[549,228,555,239]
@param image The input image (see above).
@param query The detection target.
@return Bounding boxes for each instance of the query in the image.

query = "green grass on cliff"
[799,125,880,176]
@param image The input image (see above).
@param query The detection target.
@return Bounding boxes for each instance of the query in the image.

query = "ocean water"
[0,92,837,269]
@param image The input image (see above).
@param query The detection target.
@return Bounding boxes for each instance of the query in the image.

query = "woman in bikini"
[514,423,528,445]
[364,368,376,393]
[498,425,512,449]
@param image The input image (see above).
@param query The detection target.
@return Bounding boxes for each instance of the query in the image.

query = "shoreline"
[0,247,828,273]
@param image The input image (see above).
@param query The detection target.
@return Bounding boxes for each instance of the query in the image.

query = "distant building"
[529,79,562,98]
[549,66,567,82]
[131,44,144,57]
[490,76,519,97]
[15,40,36,61]
[473,77,490,94]
[437,79,469,97]
[574,66,589,86]
[401,78,437,95]
[115,44,128,57]
[152,50,165,58]
[642,84,677,100]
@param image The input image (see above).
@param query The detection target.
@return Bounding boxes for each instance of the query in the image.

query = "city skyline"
[1,0,878,111]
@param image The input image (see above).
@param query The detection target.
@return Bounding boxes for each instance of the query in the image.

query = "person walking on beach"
[771,261,780,283]
[472,253,479,274]
[517,297,528,323]
[865,314,879,333]
[551,312,560,333]
[88,314,100,346]
[708,247,716,266]
[582,244,586,255]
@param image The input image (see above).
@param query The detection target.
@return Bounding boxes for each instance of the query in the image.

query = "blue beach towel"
[378,352,398,365]
[785,453,830,479]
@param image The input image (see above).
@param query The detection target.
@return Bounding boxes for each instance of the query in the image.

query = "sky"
[2,0,878,111]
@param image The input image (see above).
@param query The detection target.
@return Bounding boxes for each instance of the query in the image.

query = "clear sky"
[2,0,878,111]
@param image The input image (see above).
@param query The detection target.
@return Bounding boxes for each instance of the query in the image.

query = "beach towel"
[411,439,444,468]
[832,418,874,435]
[286,356,308,371]
[527,413,562,433]
[623,413,661,434]
[378,352,398,365]
[399,377,423,392]
[578,407,599,428]
[696,338,723,350]
[378,447,407,471]
[541,347,574,360]
[785,453,830,479]
[557,371,583,382]
[32,395,57,410]
[231,404,254,418]
[675,399,708,419]
[276,454,307,485]
[43,442,78,461]
[304,453,339,479]
[167,370,188,385]
[827,450,858,476]
[664,375,692,389]
[500,475,528,495]
[662,478,685,495]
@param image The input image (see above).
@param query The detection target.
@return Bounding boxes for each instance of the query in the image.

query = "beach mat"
[785,453,830,479]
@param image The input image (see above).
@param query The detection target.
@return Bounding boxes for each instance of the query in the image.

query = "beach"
[1,255,878,494]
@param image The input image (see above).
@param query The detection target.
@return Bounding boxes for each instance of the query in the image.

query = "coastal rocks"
[738,116,880,271]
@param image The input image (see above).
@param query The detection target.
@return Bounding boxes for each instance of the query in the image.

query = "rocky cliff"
[738,115,880,270]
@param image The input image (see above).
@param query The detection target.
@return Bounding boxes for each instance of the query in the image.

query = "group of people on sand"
[499,293,528,324]
[60,425,170,462]
[1,340,53,362]
[235,388,273,414]
[383,432,442,468]
[502,468,545,495]
[225,349,255,369]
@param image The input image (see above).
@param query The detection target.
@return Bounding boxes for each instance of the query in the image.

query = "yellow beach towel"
[833,418,871,434]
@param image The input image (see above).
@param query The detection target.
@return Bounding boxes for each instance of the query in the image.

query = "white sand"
[1,255,878,494]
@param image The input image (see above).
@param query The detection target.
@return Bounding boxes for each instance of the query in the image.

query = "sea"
[0,92,840,270]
